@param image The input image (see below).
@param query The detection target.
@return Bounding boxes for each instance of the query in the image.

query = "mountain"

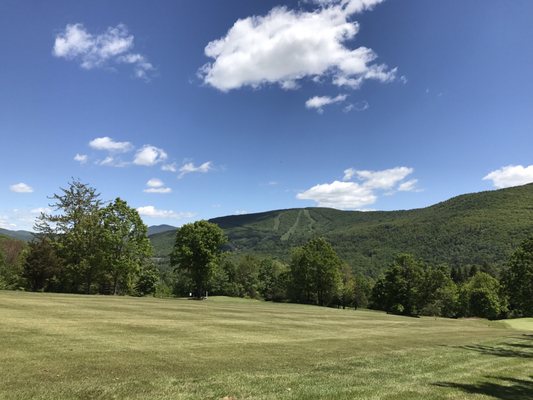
[150,184,533,276]
[147,224,177,236]
[0,228,34,242]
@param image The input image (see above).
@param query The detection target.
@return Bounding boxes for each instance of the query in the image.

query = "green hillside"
[0,228,33,242]
[150,184,533,276]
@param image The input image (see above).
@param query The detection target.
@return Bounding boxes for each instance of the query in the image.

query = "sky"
[1,0,532,231]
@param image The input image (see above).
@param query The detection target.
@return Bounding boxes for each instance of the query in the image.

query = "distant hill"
[149,184,533,276]
[147,224,177,236]
[0,228,34,242]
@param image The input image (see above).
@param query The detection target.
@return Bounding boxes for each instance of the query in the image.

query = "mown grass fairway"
[1,291,532,400]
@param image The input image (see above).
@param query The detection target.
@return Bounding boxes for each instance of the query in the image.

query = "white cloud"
[53,23,154,79]
[95,156,128,167]
[298,166,418,209]
[343,100,369,113]
[483,165,533,188]
[344,166,413,189]
[10,183,33,193]
[144,188,172,194]
[199,0,395,92]
[161,163,177,172]
[297,180,376,209]
[305,94,347,113]
[134,145,168,166]
[178,161,213,178]
[398,179,418,192]
[89,136,133,152]
[234,210,249,215]
[146,178,164,188]
[136,206,195,219]
[74,153,88,164]
[143,178,172,194]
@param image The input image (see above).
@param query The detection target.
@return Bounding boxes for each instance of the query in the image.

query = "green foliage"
[170,220,227,298]
[502,236,533,316]
[371,254,426,316]
[135,263,160,296]
[0,235,26,289]
[99,198,152,294]
[35,179,104,293]
[289,237,342,306]
[23,237,63,292]
[258,258,289,301]
[151,184,533,276]
[459,272,508,319]
[27,181,153,295]
[353,274,373,309]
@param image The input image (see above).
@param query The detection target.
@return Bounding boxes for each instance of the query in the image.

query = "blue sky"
[1,0,532,230]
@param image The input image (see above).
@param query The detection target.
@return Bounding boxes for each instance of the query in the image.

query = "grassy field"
[1,291,532,399]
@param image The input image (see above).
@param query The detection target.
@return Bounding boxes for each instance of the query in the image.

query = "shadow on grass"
[436,376,533,400]
[458,334,533,359]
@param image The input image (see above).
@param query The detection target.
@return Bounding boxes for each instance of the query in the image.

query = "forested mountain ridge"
[150,183,533,276]
[0,228,33,242]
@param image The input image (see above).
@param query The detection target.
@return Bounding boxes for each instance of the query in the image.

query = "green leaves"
[31,180,154,295]
[170,220,227,298]
[289,237,342,306]
[503,237,533,316]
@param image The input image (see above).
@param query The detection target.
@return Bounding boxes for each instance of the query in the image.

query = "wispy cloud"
[136,206,195,219]
[10,183,33,193]
[483,165,533,188]
[95,156,129,168]
[74,153,88,164]
[53,23,155,80]
[199,0,395,91]
[343,100,369,113]
[305,94,347,113]
[178,161,213,178]
[89,137,133,152]
[398,179,419,192]
[161,163,177,172]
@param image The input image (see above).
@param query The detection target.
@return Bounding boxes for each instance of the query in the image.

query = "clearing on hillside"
[1,291,532,399]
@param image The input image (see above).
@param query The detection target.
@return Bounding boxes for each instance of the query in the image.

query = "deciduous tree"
[502,237,533,316]
[100,198,152,294]
[170,220,227,298]
[289,237,342,306]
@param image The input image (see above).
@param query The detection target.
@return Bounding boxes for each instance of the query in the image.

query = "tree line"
[1,180,532,320]
[2,180,158,295]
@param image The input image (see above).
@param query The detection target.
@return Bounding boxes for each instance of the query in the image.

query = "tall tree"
[371,254,425,316]
[459,272,507,319]
[35,179,103,293]
[0,237,26,289]
[23,237,63,292]
[289,237,342,306]
[502,237,533,316]
[258,258,288,302]
[170,220,227,298]
[100,198,153,295]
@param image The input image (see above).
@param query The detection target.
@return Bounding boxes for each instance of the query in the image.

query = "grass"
[1,291,532,399]
[500,318,533,331]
